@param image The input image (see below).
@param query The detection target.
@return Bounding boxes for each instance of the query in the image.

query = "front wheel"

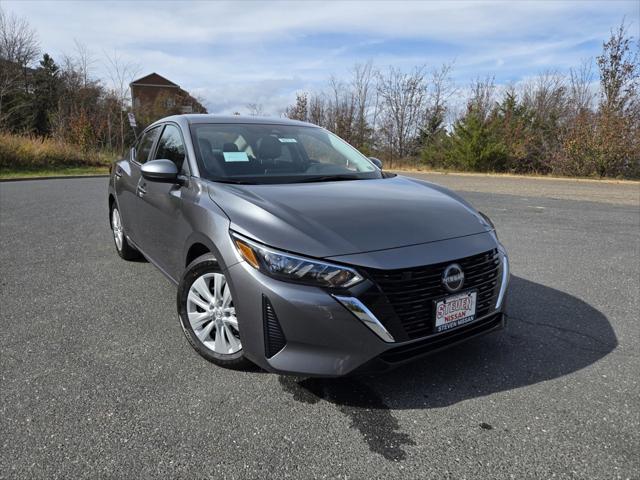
[177,254,251,369]
[110,205,140,260]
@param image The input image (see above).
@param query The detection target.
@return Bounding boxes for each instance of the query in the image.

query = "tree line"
[282,24,639,178]
[1,4,638,178]
[0,6,202,159]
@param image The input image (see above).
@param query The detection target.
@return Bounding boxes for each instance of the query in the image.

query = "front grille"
[364,249,501,340]
[263,296,286,358]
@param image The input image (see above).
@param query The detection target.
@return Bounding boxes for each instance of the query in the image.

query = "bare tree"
[246,103,265,116]
[307,93,326,126]
[569,59,595,114]
[467,76,496,122]
[282,62,373,148]
[521,70,568,123]
[350,61,375,148]
[0,6,39,125]
[423,63,456,137]
[73,39,95,88]
[104,50,140,152]
[0,6,39,65]
[376,66,428,160]
[52,43,97,139]
[325,76,356,142]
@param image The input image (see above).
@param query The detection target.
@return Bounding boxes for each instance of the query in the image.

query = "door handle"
[136,183,147,197]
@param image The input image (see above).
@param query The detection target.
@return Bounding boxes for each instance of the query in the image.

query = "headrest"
[198,138,212,155]
[222,142,239,152]
[257,135,282,159]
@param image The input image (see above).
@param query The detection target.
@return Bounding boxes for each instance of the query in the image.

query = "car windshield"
[190,123,381,184]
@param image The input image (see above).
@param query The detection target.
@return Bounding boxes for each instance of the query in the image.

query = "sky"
[4,0,639,115]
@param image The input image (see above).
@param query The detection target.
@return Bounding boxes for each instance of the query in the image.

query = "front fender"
[180,180,238,277]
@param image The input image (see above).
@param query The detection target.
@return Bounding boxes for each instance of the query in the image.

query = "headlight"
[231,232,363,288]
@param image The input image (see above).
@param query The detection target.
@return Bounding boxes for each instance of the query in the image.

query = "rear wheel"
[177,254,251,369]
[110,205,140,260]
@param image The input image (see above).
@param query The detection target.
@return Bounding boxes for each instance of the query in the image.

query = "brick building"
[130,73,207,114]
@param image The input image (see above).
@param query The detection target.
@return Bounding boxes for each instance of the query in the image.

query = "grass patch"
[0,165,110,180]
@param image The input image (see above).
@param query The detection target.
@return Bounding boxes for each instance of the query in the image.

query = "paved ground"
[1,175,638,479]
[398,171,640,206]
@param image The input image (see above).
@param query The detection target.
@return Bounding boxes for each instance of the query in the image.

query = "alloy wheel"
[112,208,123,251]
[186,272,241,354]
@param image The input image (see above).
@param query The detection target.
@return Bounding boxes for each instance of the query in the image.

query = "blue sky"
[4,0,639,114]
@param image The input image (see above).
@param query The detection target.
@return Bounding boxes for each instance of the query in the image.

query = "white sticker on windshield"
[223,151,249,162]
[278,138,297,143]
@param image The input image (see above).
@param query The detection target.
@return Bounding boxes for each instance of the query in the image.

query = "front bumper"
[225,233,509,377]
[351,311,507,375]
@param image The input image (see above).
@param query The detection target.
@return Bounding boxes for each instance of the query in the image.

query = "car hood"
[207,175,491,258]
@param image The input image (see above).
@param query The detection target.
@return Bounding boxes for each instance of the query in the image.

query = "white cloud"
[4,0,637,114]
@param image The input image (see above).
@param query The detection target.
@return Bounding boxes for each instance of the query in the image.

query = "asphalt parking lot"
[1,174,638,479]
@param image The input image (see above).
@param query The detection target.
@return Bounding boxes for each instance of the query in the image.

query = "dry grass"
[385,157,639,183]
[0,133,116,170]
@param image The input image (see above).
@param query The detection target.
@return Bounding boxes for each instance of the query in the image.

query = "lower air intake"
[263,296,286,358]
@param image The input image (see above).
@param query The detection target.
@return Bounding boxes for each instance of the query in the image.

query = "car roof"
[152,114,319,129]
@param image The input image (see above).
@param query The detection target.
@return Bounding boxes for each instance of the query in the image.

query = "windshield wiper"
[295,174,362,183]
[211,178,256,185]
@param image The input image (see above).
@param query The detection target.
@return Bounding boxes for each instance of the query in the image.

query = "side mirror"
[368,157,383,169]
[141,159,179,183]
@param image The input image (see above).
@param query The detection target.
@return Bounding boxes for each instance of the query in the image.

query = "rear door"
[136,123,191,279]
[115,126,161,245]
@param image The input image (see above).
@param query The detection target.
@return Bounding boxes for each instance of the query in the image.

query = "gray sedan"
[108,114,509,376]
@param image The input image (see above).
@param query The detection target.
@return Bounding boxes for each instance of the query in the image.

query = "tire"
[110,204,140,260]
[177,253,251,369]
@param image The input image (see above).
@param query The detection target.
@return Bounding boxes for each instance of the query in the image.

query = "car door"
[115,126,161,245]
[136,123,192,280]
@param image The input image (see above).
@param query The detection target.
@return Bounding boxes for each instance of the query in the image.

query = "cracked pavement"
[0,175,638,479]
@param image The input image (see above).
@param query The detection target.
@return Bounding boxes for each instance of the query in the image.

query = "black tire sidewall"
[177,254,248,367]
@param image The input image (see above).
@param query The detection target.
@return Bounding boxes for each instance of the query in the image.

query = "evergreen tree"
[447,107,507,171]
[30,53,59,135]
[419,103,449,167]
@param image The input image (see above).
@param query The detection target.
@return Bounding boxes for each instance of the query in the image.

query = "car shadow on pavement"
[278,275,618,461]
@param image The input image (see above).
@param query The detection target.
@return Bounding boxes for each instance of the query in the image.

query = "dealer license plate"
[434,290,477,333]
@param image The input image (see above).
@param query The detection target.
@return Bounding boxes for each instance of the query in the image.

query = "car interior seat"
[222,141,261,176]
[222,142,239,152]
[197,138,226,177]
